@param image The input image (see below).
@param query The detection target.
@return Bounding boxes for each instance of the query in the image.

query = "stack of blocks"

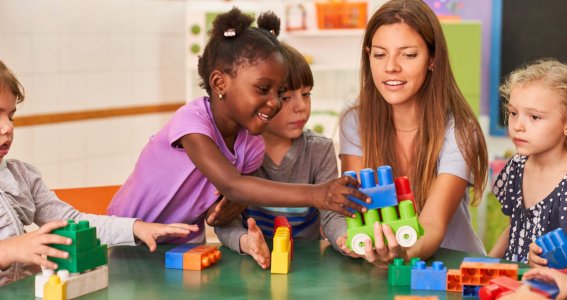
[165,244,221,270]
[344,166,424,255]
[271,216,293,274]
[457,257,518,297]
[535,228,567,269]
[35,220,109,299]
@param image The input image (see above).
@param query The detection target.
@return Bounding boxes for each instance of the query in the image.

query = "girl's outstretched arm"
[180,133,368,217]
[489,224,510,258]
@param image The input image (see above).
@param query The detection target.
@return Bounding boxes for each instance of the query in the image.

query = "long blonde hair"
[343,0,487,210]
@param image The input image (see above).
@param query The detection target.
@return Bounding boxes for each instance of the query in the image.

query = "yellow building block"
[271,227,291,274]
[44,274,66,300]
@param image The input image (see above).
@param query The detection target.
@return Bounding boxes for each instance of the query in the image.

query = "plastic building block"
[463,285,481,297]
[48,220,107,273]
[344,166,398,209]
[463,257,500,264]
[479,276,521,300]
[388,257,420,286]
[411,260,447,291]
[394,176,416,211]
[165,244,199,269]
[524,278,559,299]
[460,262,517,285]
[394,297,439,300]
[344,166,424,255]
[446,269,462,292]
[274,216,294,260]
[271,226,292,274]
[44,274,66,300]
[535,228,567,269]
[36,266,109,299]
[517,267,530,280]
[182,245,221,271]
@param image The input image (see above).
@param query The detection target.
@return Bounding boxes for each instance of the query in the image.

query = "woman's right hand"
[0,220,71,270]
[315,176,369,218]
[528,242,548,268]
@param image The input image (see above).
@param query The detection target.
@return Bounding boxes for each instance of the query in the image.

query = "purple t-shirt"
[107,97,264,242]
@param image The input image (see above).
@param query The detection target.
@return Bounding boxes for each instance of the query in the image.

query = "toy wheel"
[396,226,418,247]
[350,233,371,255]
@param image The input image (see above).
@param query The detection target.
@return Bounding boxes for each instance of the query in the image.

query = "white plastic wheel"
[395,226,418,247]
[350,233,372,255]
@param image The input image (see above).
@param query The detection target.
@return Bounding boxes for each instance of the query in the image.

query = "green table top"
[0,241,518,300]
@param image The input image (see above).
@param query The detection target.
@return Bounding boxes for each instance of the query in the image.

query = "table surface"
[0,241,520,300]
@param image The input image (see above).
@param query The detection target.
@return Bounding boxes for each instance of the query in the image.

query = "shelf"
[285,29,364,37]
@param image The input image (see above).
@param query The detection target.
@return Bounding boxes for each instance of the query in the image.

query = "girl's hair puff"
[500,58,567,119]
[0,60,25,103]
[198,7,282,96]
[280,42,313,91]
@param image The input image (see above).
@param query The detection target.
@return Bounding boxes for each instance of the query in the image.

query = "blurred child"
[214,43,345,269]
[107,8,368,243]
[490,59,567,264]
[0,60,198,271]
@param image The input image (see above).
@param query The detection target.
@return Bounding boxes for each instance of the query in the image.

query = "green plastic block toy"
[388,257,420,286]
[48,220,108,273]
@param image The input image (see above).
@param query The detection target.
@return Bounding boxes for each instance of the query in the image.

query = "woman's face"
[367,22,432,108]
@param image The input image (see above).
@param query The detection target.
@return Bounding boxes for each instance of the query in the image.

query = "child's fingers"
[40,234,72,246]
[527,251,547,268]
[37,245,69,260]
[529,242,543,255]
[166,223,199,232]
[37,220,68,234]
[34,256,58,270]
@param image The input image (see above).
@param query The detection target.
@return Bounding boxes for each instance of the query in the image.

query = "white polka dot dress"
[492,154,567,263]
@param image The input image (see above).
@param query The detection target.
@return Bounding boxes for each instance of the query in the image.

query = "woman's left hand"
[361,222,408,269]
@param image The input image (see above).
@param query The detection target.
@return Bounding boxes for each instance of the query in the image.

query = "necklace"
[395,127,418,133]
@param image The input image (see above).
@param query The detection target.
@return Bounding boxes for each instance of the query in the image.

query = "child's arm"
[0,220,71,270]
[206,195,246,227]
[489,224,510,258]
[180,134,369,217]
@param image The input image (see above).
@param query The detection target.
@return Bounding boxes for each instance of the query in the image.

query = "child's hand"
[133,221,198,252]
[336,234,362,258]
[522,267,567,300]
[361,223,408,269]
[528,242,548,268]
[239,218,270,269]
[206,196,246,227]
[0,220,71,270]
[316,176,369,218]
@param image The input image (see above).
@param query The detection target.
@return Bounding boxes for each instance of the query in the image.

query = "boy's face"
[507,82,567,157]
[263,86,311,140]
[0,89,16,162]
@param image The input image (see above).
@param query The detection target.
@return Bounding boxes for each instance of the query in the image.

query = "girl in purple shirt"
[107,8,368,243]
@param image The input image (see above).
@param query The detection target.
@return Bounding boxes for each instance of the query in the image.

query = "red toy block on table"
[479,276,522,300]
[182,245,221,271]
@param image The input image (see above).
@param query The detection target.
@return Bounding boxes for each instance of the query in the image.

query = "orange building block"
[182,245,221,271]
[461,262,518,286]
[394,296,439,300]
[446,269,462,292]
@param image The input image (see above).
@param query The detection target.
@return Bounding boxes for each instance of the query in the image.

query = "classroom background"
[1,0,565,253]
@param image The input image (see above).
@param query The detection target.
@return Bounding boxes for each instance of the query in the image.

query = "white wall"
[0,0,186,188]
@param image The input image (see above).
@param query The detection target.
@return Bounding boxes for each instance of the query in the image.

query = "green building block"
[347,200,425,255]
[388,257,420,286]
[48,220,108,273]
[518,267,530,280]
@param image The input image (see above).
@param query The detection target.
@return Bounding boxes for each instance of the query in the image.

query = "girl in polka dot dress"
[490,59,567,265]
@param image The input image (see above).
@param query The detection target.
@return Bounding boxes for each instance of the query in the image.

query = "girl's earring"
[219,93,224,101]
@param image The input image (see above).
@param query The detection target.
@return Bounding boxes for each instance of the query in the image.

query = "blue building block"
[344,166,398,210]
[165,244,199,269]
[524,278,559,299]
[410,260,447,291]
[463,285,481,297]
[462,257,500,264]
[535,228,567,269]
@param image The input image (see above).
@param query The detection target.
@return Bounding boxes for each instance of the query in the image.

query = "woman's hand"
[361,223,408,269]
[527,242,548,268]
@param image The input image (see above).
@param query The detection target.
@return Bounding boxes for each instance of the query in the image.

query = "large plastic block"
[44,275,66,300]
[478,276,521,300]
[183,245,221,271]
[165,244,199,269]
[394,176,417,210]
[524,278,559,299]
[388,257,420,286]
[446,269,462,292]
[51,220,98,252]
[463,285,481,297]
[271,227,291,274]
[273,216,294,260]
[36,266,109,299]
[535,228,567,268]
[463,257,500,264]
[460,262,517,286]
[344,167,398,209]
[49,244,107,273]
[411,260,447,291]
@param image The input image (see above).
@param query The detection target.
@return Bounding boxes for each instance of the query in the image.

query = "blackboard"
[489,0,567,136]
